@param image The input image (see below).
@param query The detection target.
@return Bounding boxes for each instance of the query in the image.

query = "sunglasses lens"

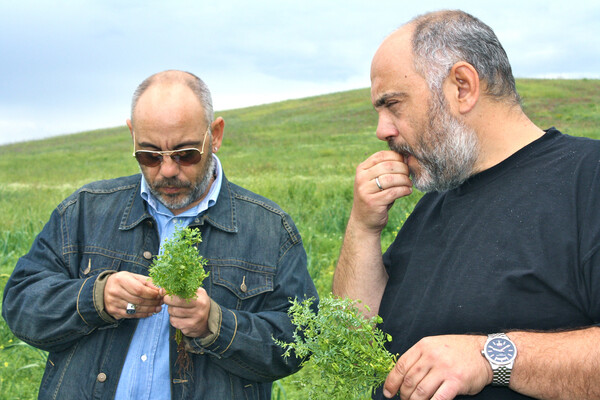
[173,149,202,166]
[135,149,202,167]
[135,152,162,167]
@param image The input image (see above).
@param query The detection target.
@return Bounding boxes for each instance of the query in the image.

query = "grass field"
[1,79,599,399]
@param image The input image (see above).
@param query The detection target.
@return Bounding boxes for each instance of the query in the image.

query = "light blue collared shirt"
[114,155,222,400]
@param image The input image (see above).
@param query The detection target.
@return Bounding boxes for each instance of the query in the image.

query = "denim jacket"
[2,173,318,400]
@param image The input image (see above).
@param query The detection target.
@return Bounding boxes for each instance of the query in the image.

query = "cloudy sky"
[1,0,598,145]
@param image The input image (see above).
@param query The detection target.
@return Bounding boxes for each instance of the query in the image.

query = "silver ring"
[126,303,137,315]
[375,176,384,191]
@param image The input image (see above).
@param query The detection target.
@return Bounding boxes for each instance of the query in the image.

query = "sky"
[1,0,599,145]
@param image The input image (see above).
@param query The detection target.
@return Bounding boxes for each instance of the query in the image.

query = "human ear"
[126,119,134,137]
[210,117,225,151]
[449,62,480,114]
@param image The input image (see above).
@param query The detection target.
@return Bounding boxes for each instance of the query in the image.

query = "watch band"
[492,365,511,386]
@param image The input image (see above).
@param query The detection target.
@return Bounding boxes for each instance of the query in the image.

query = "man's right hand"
[104,271,163,319]
[350,150,412,233]
[332,150,412,317]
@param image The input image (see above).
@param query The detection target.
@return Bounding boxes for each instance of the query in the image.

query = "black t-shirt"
[377,128,600,399]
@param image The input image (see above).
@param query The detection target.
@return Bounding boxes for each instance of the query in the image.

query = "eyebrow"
[373,92,408,108]
[137,140,202,151]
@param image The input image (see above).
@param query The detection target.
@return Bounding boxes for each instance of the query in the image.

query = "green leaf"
[274,294,397,400]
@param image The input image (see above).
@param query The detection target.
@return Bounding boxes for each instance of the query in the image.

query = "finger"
[369,174,413,196]
[125,307,162,319]
[358,150,405,171]
[356,155,411,200]
[168,302,211,338]
[375,170,413,190]
[127,274,162,299]
[431,380,460,400]
[104,272,162,319]
[119,290,162,315]
[399,364,435,400]
[357,159,409,186]
[141,276,161,291]
[108,272,161,301]
[164,290,209,312]
[128,301,163,314]
[383,346,425,398]
[162,295,190,308]
[383,358,409,398]
[108,301,161,320]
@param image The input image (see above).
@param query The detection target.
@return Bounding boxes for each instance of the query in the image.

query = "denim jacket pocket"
[209,259,275,310]
[39,343,80,399]
[78,251,122,279]
[242,381,259,400]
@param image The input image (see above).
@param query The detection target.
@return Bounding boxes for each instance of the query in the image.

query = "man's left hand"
[162,287,211,338]
[383,335,492,399]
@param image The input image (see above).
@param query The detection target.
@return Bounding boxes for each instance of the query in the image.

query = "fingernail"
[383,389,392,398]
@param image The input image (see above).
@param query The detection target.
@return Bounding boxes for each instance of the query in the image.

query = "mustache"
[152,178,191,189]
[387,140,414,160]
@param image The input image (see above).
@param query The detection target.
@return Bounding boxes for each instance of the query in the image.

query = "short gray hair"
[130,70,214,127]
[409,10,521,105]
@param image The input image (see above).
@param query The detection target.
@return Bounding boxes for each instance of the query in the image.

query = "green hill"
[1,80,599,399]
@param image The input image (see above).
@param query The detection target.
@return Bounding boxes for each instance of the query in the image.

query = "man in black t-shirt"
[333,10,600,400]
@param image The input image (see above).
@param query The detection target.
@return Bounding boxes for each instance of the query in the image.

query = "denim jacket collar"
[119,174,238,234]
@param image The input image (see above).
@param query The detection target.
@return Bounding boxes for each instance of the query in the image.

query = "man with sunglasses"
[2,70,318,399]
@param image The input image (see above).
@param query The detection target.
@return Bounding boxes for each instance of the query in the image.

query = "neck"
[471,102,545,173]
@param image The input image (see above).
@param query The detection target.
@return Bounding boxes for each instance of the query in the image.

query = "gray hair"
[409,10,521,105]
[130,70,214,127]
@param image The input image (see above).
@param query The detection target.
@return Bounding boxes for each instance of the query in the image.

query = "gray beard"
[389,93,479,192]
[148,155,216,211]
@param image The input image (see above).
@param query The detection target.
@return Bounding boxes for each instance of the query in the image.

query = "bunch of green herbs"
[149,225,209,371]
[275,295,397,400]
[149,225,209,302]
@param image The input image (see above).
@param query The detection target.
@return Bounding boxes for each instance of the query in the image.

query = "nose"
[158,155,180,178]
[375,112,399,142]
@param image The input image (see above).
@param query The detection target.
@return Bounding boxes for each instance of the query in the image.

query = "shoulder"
[77,174,141,194]
[510,128,600,182]
[546,128,600,155]
[224,180,302,241]
[550,130,600,178]
[57,174,141,213]
[227,180,288,216]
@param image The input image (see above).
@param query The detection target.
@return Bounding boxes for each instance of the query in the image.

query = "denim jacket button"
[143,251,153,260]
[97,372,107,382]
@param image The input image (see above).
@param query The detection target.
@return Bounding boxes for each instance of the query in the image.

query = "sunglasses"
[132,128,210,167]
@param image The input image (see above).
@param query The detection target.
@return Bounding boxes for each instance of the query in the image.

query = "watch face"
[484,337,516,364]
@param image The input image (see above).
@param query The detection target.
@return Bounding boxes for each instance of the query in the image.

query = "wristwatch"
[482,333,517,386]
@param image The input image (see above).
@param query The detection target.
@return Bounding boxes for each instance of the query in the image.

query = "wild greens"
[275,295,397,399]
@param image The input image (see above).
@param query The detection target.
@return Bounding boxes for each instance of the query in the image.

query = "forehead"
[133,83,205,130]
[370,26,428,104]
[132,83,207,147]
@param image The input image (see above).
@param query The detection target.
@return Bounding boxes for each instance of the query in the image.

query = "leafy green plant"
[149,225,209,302]
[149,225,209,370]
[275,295,397,400]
